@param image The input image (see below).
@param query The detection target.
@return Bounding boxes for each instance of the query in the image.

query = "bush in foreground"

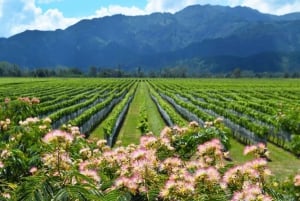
[0,99,300,200]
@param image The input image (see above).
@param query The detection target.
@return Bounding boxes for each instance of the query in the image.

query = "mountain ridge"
[1,4,300,73]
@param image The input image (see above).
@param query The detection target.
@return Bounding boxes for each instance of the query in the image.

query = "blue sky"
[37,0,148,17]
[0,0,300,38]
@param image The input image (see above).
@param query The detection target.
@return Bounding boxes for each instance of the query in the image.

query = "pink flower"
[80,169,101,183]
[160,172,195,200]
[1,149,11,159]
[243,145,257,155]
[231,184,273,201]
[4,97,10,104]
[43,117,52,124]
[2,193,11,199]
[140,135,158,148]
[42,130,74,144]
[204,121,213,128]
[294,174,300,186]
[115,174,141,194]
[0,161,4,168]
[5,119,10,125]
[39,125,47,131]
[131,148,148,160]
[160,127,172,138]
[70,126,80,135]
[79,148,92,158]
[194,167,220,184]
[189,121,199,128]
[160,137,174,150]
[31,97,40,104]
[96,139,107,147]
[197,138,222,155]
[206,167,221,182]
[29,166,38,174]
[18,97,31,104]
[42,151,72,170]
[161,157,183,172]
[257,143,266,150]
[214,117,224,124]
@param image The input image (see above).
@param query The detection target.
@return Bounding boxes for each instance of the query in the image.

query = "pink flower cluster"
[43,117,52,124]
[42,150,72,171]
[0,118,10,131]
[0,149,11,159]
[42,130,74,144]
[197,138,224,167]
[188,121,199,128]
[80,169,101,183]
[4,97,10,104]
[19,117,40,126]
[160,157,183,173]
[78,157,102,185]
[139,134,158,148]
[232,183,273,201]
[18,97,40,104]
[160,170,195,200]
[0,161,4,168]
[223,158,271,190]
[244,143,269,159]
[113,145,159,195]
[160,157,221,200]
[204,117,223,128]
[79,147,92,159]
[33,124,275,200]
[294,174,300,186]
[29,166,38,174]
[172,125,189,135]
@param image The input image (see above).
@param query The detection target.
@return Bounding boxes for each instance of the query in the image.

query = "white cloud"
[94,5,146,18]
[37,0,62,3]
[242,0,272,13]
[1,0,300,38]
[241,0,300,15]
[0,0,79,37]
[10,8,78,35]
[145,0,203,13]
[0,0,3,18]
[145,0,300,15]
[276,2,300,15]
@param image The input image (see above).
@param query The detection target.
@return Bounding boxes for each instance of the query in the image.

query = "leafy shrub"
[0,99,299,200]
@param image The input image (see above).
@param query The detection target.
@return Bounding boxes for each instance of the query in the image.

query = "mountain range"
[1,4,300,74]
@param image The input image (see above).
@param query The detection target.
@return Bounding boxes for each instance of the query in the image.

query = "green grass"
[89,118,106,139]
[228,138,253,164]
[267,143,300,180]
[229,138,300,180]
[144,83,167,135]
[118,81,165,146]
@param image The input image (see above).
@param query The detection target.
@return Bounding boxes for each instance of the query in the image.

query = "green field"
[0,78,299,180]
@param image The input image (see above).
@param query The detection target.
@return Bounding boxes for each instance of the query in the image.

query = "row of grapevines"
[102,83,137,141]
[148,82,186,127]
[69,81,135,128]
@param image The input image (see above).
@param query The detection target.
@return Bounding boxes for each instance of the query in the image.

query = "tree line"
[0,61,299,78]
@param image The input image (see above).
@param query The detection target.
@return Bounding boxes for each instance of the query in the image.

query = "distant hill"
[1,4,300,73]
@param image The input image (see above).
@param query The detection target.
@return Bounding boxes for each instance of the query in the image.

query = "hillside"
[1,4,300,73]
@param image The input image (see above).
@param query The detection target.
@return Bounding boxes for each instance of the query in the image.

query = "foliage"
[278,105,300,135]
[170,119,230,159]
[0,94,300,200]
[137,102,149,134]
[289,135,300,155]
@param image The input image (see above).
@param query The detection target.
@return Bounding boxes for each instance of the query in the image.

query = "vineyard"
[0,78,300,200]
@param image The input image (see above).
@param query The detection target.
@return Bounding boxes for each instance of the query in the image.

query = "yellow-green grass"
[118,81,166,146]
[89,114,109,140]
[229,138,300,180]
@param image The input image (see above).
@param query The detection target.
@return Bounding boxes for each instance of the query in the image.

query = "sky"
[0,0,300,38]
